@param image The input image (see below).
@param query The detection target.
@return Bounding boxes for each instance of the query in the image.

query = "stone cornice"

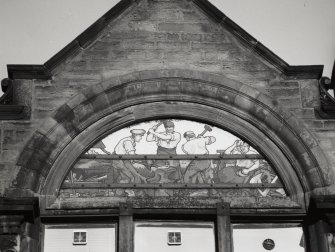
[0,197,39,222]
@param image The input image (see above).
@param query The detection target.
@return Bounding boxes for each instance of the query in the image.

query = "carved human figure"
[181,131,216,183]
[223,140,285,197]
[248,162,286,197]
[146,120,181,182]
[111,129,149,183]
[223,140,260,176]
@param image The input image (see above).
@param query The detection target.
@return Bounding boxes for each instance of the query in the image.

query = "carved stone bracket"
[0,197,39,224]
[0,78,24,120]
[0,198,39,252]
[317,63,335,119]
[308,195,335,230]
[0,234,19,252]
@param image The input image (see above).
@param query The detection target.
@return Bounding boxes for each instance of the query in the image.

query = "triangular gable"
[7,0,323,80]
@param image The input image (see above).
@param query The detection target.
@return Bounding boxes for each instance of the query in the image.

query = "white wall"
[233,226,304,252]
[134,222,215,252]
[44,224,116,252]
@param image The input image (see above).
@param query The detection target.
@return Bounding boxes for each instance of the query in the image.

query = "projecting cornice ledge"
[6,63,323,82]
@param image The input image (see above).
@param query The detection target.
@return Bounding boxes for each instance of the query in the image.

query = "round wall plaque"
[263,239,275,250]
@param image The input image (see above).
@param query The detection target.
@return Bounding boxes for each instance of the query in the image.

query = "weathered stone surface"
[0,0,334,218]
[300,80,320,108]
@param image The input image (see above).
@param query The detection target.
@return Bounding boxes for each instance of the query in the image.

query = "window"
[73,230,87,245]
[167,231,181,245]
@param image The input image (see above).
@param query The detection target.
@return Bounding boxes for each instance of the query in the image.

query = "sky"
[0,0,334,84]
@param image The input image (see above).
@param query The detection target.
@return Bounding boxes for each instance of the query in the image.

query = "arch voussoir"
[12,69,330,199]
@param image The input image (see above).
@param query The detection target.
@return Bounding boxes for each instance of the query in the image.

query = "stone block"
[128,21,157,32]
[163,51,201,61]
[323,120,335,129]
[118,71,142,84]
[146,50,164,60]
[268,88,300,98]
[202,33,230,43]
[289,108,315,119]
[263,111,285,135]
[72,103,96,127]
[180,80,201,97]
[125,82,144,100]
[14,80,32,119]
[139,80,161,97]
[256,93,278,111]
[191,42,226,50]
[92,41,122,50]
[268,80,299,88]
[52,104,80,137]
[234,94,256,115]
[302,119,324,129]
[277,97,302,109]
[158,23,213,33]
[105,86,127,106]
[126,50,147,60]
[35,97,69,111]
[32,108,53,120]
[216,86,238,106]
[180,33,202,42]
[151,9,183,21]
[82,50,111,60]
[299,129,318,149]
[182,10,208,21]
[1,150,18,163]
[300,80,320,108]
[3,130,15,146]
[156,41,190,50]
[123,40,156,50]
[198,82,218,100]
[318,138,335,149]
[311,146,333,185]
[239,85,260,99]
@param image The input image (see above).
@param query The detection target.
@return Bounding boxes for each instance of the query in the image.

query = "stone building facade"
[0,0,335,251]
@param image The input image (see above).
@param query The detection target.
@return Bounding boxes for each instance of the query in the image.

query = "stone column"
[20,220,40,252]
[304,220,329,252]
[119,203,134,252]
[0,215,22,252]
[216,203,232,252]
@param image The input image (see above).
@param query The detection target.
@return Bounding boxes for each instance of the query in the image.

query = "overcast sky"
[0,0,334,83]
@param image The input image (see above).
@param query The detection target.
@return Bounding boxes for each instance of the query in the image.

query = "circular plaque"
[263,239,275,250]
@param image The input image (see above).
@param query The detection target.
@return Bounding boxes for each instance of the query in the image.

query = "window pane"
[233,224,304,252]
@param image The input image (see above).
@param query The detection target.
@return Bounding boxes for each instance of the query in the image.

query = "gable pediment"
[7,0,322,81]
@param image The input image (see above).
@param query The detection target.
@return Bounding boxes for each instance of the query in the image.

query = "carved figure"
[248,163,286,197]
[223,140,259,176]
[146,120,181,182]
[181,130,216,183]
[111,129,149,184]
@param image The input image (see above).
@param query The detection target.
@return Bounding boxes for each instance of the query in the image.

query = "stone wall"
[0,0,334,197]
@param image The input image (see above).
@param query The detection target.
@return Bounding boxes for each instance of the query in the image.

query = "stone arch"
[12,69,330,204]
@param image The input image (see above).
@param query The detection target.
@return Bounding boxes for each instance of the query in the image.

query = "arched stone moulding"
[53,106,294,197]
[13,69,330,209]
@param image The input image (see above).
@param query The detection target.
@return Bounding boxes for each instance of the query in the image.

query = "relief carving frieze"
[59,119,287,205]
